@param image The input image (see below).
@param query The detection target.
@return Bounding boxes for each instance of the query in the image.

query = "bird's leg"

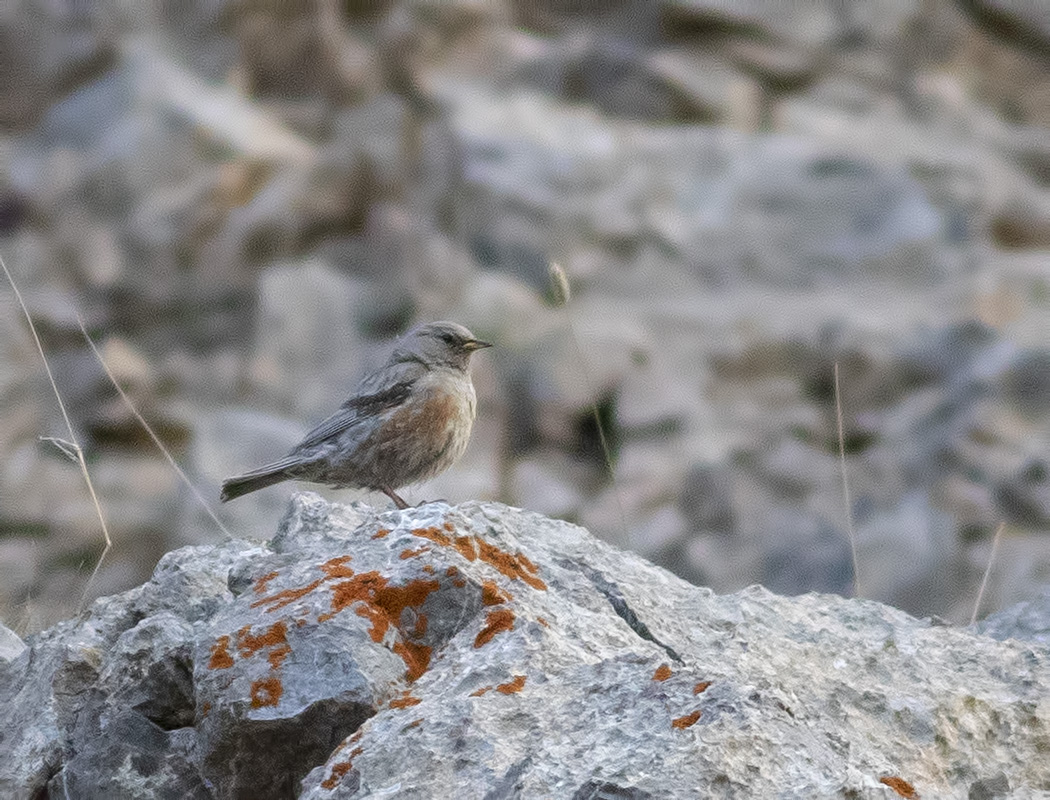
[380,486,410,509]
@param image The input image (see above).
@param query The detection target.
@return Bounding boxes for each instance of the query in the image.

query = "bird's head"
[395,321,492,371]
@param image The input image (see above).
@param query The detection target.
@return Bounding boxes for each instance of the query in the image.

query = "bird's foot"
[380,486,410,509]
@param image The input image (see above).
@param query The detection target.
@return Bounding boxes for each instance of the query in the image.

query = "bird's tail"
[220,465,292,502]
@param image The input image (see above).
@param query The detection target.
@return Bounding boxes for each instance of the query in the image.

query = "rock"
[1002,348,1050,417]
[515,32,746,123]
[853,493,967,617]
[135,0,239,83]
[2,497,1048,799]
[996,458,1050,527]
[677,462,736,537]
[647,48,762,127]
[660,0,921,50]
[726,39,819,95]
[506,451,588,521]
[976,585,1050,645]
[761,513,855,598]
[0,0,115,129]
[231,0,380,104]
[251,259,375,421]
[0,623,24,663]
[958,0,1050,59]
[435,84,947,291]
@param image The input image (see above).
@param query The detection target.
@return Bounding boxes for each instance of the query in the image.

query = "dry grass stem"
[549,261,628,541]
[971,521,1005,626]
[0,251,112,613]
[834,361,861,598]
[77,318,232,539]
[548,261,571,307]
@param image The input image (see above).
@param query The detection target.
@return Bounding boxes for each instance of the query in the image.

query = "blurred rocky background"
[1,0,1049,632]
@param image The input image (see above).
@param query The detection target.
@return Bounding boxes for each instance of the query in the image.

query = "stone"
[434,84,947,291]
[976,585,1050,645]
[660,0,921,50]
[958,0,1050,58]
[0,0,115,129]
[2,497,1047,799]
[1002,348,1050,417]
[251,259,374,421]
[0,622,24,663]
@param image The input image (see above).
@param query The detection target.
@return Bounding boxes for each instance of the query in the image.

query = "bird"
[220,321,491,508]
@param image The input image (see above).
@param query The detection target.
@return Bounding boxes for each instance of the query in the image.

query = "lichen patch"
[496,675,527,694]
[475,608,515,648]
[672,711,701,729]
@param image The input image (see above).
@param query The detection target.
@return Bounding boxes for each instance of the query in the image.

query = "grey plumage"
[220,321,491,507]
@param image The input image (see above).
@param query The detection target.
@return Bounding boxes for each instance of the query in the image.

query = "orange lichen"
[446,566,459,576]
[201,702,211,718]
[400,547,430,560]
[330,572,441,633]
[536,617,549,627]
[268,643,292,670]
[236,621,288,658]
[475,608,515,647]
[208,635,234,670]
[410,528,546,590]
[496,675,527,694]
[879,777,918,798]
[406,718,423,729]
[320,555,355,578]
[672,711,701,729]
[250,676,283,708]
[234,548,450,685]
[411,526,453,547]
[371,528,390,539]
[475,538,547,590]
[422,564,435,574]
[481,580,510,606]
[312,569,439,680]
[694,681,712,695]
[392,640,432,682]
[251,578,324,612]
[254,571,280,595]
[389,695,422,709]
[653,664,672,681]
[470,686,491,697]
[453,536,478,561]
[516,551,540,575]
[321,763,352,791]
[321,747,364,790]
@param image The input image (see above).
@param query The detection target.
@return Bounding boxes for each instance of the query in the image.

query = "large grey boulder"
[0,495,1047,799]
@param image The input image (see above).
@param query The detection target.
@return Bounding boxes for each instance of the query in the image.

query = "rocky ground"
[1,0,1050,631]
[1,496,1046,798]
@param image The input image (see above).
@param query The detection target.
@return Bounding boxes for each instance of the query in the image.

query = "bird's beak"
[466,338,492,351]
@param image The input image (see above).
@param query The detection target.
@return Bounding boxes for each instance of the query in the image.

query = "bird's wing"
[293,378,416,451]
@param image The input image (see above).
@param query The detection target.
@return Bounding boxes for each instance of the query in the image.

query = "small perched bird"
[221,321,491,508]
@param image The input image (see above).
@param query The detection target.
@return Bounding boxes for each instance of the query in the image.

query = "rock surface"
[0,496,1046,799]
